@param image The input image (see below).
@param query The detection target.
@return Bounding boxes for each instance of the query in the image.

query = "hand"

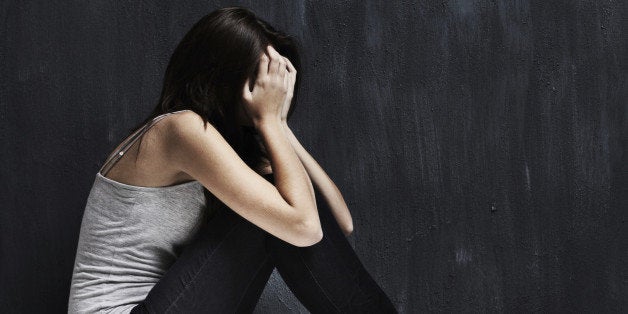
[280,56,297,122]
[242,45,292,126]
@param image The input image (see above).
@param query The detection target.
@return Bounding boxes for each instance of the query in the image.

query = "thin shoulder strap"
[98,109,191,176]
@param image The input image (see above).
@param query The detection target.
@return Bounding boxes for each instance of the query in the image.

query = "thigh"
[267,186,398,314]
[131,204,275,314]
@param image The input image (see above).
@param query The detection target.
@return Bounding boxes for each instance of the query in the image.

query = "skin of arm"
[257,49,353,237]
[165,112,323,247]
[280,120,354,236]
[168,46,323,247]
[255,117,323,236]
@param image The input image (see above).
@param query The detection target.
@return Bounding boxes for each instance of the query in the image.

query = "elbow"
[293,217,323,247]
[305,226,324,247]
[342,222,353,237]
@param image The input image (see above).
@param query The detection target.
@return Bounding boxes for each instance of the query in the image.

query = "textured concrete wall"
[1,0,627,312]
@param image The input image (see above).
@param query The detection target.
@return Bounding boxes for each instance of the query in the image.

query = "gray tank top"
[68,110,207,313]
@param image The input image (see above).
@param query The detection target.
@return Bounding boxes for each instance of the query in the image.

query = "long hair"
[127,6,303,224]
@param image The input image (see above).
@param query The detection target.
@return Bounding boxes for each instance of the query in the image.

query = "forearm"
[256,118,320,230]
[281,121,354,236]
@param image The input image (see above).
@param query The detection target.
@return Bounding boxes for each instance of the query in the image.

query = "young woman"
[68,6,397,313]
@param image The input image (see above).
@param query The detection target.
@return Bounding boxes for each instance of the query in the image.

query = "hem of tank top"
[95,172,273,192]
[95,171,203,192]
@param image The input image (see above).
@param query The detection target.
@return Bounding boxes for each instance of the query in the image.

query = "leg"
[130,200,275,313]
[267,184,398,313]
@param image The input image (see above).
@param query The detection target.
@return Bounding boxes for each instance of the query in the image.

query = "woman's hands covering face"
[279,54,296,122]
[242,45,296,126]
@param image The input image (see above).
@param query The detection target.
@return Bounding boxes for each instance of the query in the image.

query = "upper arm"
[162,111,322,247]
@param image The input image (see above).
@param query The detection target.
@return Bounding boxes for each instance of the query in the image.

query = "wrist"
[254,115,281,130]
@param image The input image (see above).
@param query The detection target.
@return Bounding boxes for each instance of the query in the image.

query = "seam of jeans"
[298,242,342,313]
[232,253,271,312]
[163,220,244,314]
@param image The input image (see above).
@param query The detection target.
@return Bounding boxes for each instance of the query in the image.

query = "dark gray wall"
[1,0,626,312]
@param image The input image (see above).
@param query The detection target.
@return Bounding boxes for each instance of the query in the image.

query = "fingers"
[258,53,269,80]
[283,60,289,89]
[282,57,290,73]
[282,57,294,93]
[284,56,296,74]
[283,57,296,91]
[282,56,296,95]
[283,57,295,80]
[266,46,278,75]
[266,45,287,77]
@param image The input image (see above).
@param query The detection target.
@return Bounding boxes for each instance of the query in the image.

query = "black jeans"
[130,173,397,313]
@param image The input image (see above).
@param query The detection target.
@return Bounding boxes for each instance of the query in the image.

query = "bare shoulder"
[162,110,208,132]
[157,110,230,171]
[159,110,219,144]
